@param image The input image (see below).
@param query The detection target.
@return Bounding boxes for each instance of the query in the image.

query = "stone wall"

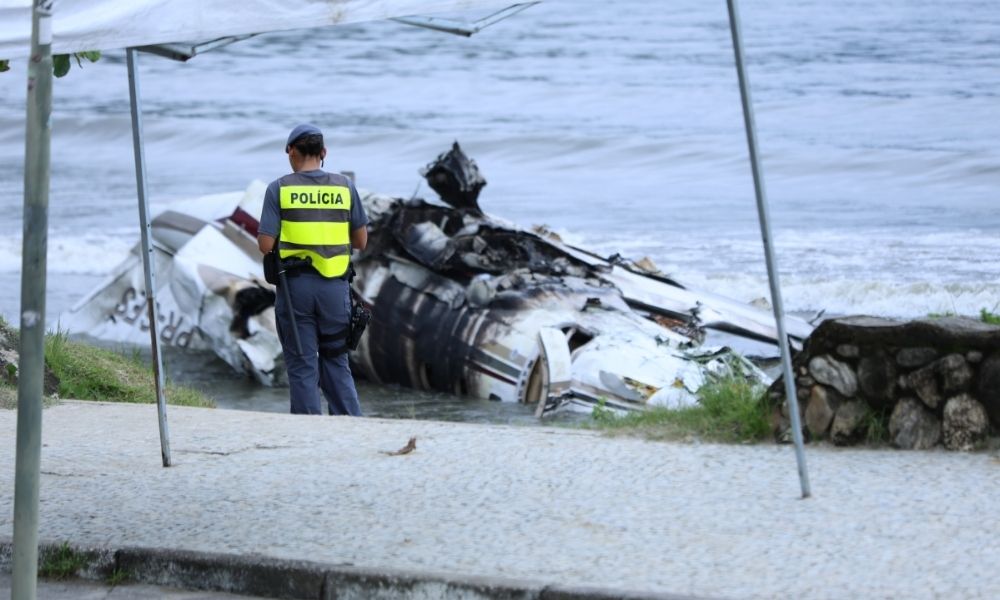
[767,316,1000,450]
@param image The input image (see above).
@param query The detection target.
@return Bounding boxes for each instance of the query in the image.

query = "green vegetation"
[44,330,213,407]
[0,51,100,77]
[53,51,101,77]
[926,311,956,319]
[926,306,1000,325]
[585,370,770,444]
[862,406,891,445]
[0,316,213,409]
[106,567,130,587]
[38,542,87,580]
[980,307,1000,326]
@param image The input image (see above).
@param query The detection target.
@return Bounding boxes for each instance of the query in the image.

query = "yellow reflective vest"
[277,172,353,278]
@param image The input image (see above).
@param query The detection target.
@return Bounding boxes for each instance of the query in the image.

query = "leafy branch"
[54,50,101,76]
[0,50,101,77]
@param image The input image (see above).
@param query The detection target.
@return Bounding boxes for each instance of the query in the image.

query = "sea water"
[0,0,997,417]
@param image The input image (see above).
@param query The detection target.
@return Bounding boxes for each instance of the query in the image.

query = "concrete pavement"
[0,572,270,599]
[2,401,999,599]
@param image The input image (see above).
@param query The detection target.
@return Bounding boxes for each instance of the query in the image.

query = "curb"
[0,539,716,600]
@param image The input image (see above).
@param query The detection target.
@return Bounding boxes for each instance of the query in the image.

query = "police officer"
[257,124,368,415]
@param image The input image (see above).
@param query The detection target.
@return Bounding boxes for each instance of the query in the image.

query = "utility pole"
[12,1,55,598]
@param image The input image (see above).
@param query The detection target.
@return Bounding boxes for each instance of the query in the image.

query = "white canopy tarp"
[0,0,512,59]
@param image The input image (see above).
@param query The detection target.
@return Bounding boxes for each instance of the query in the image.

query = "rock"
[809,355,858,397]
[896,347,939,369]
[805,385,840,438]
[0,349,17,385]
[942,394,990,451]
[773,385,806,422]
[768,387,783,404]
[812,316,1000,350]
[976,352,1000,425]
[796,375,815,388]
[797,386,810,401]
[937,354,973,394]
[836,344,860,359]
[857,352,896,409]
[889,397,941,450]
[43,369,60,397]
[966,350,983,364]
[904,363,943,410]
[768,403,787,440]
[0,325,58,396]
[830,400,868,446]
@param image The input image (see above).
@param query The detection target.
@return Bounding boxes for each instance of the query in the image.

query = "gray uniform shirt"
[258,169,368,239]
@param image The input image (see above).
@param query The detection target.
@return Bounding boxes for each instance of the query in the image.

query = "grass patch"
[926,311,956,319]
[862,406,891,445]
[106,567,130,587]
[43,330,213,407]
[585,371,770,444]
[38,542,87,580]
[926,306,1000,325]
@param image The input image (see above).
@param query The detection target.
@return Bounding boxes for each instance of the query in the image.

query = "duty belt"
[283,257,350,280]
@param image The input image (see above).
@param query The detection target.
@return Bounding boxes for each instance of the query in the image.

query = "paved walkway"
[2,401,999,599]
[0,573,269,599]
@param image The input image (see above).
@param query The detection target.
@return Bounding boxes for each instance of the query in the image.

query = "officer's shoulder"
[263,178,282,197]
[325,171,354,187]
[274,173,298,186]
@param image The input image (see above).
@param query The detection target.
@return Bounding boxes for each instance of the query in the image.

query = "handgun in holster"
[345,264,372,351]
[316,264,371,357]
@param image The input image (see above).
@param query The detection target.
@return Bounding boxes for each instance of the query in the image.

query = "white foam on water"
[680,274,1000,321]
[580,227,1000,319]
[0,233,134,275]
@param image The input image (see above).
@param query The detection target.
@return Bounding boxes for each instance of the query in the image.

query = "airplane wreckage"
[63,144,813,416]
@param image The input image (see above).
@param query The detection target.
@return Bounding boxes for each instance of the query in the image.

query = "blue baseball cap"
[286,123,323,147]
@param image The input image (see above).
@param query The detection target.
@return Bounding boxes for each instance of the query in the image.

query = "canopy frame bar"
[726,0,811,498]
[137,34,258,62]
[134,3,537,63]
[126,47,172,468]
[392,2,539,37]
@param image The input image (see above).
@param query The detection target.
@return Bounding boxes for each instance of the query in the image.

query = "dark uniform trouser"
[274,271,361,416]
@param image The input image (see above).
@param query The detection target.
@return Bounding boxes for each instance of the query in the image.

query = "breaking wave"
[0,234,133,275]
[581,227,1000,319]
[682,274,1000,321]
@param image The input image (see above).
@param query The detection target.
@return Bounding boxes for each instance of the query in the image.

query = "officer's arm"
[258,234,275,255]
[350,226,368,252]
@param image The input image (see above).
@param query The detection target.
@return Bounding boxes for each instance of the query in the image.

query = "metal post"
[126,48,172,467]
[12,2,54,598]
[726,0,811,498]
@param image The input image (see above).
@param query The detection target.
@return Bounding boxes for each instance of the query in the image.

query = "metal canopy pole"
[12,1,54,598]
[725,0,810,498]
[126,48,172,467]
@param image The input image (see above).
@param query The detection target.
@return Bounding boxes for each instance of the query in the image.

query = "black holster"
[318,265,372,357]
[346,290,372,351]
[263,251,280,285]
